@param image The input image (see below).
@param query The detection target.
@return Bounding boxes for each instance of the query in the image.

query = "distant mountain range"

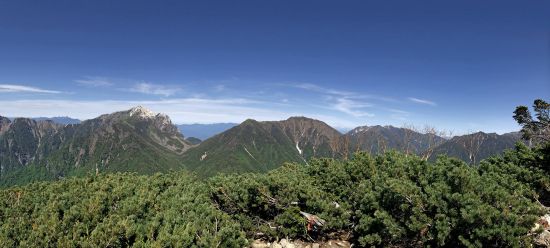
[176,123,237,140]
[346,125,447,156]
[8,116,82,125]
[182,117,520,177]
[0,106,522,186]
[32,116,81,125]
[430,131,521,163]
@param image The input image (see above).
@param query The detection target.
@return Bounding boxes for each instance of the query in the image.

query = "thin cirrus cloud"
[290,83,377,118]
[290,82,397,103]
[408,97,437,106]
[0,84,62,94]
[129,82,181,97]
[74,77,113,87]
[332,98,374,117]
[75,77,179,96]
[292,83,354,96]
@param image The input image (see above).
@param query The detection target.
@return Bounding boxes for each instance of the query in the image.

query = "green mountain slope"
[185,137,202,145]
[345,125,446,156]
[183,118,524,177]
[0,106,192,186]
[182,117,343,177]
[0,117,62,175]
[182,119,301,176]
[430,132,521,163]
[266,116,343,158]
[1,108,525,186]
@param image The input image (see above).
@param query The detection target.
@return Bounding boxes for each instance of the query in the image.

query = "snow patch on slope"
[243,146,257,160]
[296,142,303,155]
[353,126,370,134]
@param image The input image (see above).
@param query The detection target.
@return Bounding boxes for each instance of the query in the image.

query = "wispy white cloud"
[292,83,354,96]
[0,84,61,94]
[333,98,374,117]
[129,82,181,96]
[290,82,397,103]
[75,77,113,87]
[408,97,436,106]
[288,83,387,118]
[387,108,410,114]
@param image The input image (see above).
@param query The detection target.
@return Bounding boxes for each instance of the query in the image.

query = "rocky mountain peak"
[0,116,10,124]
[129,105,156,118]
[348,125,371,135]
[124,106,176,133]
[0,116,12,135]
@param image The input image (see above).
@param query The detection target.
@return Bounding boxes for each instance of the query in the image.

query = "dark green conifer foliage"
[514,99,550,144]
[1,136,548,247]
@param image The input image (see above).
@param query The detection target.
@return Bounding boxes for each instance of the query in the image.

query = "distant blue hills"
[176,123,237,140]
[8,116,82,125]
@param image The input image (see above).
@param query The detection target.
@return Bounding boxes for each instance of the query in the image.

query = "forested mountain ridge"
[29,116,81,125]
[266,116,344,158]
[1,106,521,186]
[0,106,192,186]
[6,116,81,125]
[181,117,343,177]
[430,131,522,163]
[185,119,520,177]
[0,117,63,175]
[344,125,447,156]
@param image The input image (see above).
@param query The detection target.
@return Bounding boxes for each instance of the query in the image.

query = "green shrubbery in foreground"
[0,143,548,247]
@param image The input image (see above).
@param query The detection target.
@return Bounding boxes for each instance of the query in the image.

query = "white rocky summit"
[352,126,370,134]
[127,106,178,133]
[129,106,157,118]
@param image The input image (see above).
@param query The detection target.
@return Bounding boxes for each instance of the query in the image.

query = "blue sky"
[0,0,549,134]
